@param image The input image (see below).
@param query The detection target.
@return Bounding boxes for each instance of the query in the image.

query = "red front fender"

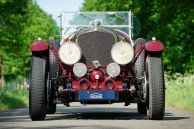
[31,40,48,52]
[145,40,164,52]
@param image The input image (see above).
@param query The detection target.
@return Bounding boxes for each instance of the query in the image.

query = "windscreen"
[60,12,140,37]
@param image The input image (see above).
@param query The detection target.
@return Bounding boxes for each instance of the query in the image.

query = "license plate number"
[78,90,116,101]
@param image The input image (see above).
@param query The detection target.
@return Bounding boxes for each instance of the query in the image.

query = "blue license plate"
[78,90,116,101]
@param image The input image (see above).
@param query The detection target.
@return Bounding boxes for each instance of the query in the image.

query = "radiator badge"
[92,60,101,68]
[90,93,102,99]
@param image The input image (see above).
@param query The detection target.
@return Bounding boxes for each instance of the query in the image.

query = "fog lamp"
[73,63,87,78]
[106,63,120,77]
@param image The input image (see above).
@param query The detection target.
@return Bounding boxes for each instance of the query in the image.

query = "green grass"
[0,87,29,111]
[165,73,194,111]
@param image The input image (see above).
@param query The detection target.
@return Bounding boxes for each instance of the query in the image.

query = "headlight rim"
[111,41,134,65]
[58,42,82,65]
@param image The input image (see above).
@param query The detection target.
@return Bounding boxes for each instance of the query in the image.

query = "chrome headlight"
[106,63,120,77]
[58,42,81,65]
[73,63,87,78]
[111,41,134,65]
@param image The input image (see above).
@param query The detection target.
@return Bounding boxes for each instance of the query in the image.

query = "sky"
[35,0,84,25]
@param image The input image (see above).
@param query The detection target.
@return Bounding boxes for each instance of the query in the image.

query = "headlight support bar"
[50,44,67,76]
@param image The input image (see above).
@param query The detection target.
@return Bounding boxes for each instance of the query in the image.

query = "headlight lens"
[58,42,81,65]
[106,63,120,77]
[73,63,87,77]
[111,41,134,65]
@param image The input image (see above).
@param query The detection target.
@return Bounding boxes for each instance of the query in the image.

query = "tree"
[81,0,194,74]
[0,0,59,83]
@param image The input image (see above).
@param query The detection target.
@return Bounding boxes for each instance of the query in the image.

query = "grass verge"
[0,87,28,111]
[165,73,194,111]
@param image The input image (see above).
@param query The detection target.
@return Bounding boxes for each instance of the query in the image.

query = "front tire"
[29,54,47,121]
[147,54,165,120]
[46,102,56,114]
[134,38,147,115]
[46,40,60,114]
[134,38,146,78]
[49,40,60,79]
[137,103,147,114]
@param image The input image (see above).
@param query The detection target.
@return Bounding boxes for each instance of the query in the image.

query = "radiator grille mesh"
[77,31,115,66]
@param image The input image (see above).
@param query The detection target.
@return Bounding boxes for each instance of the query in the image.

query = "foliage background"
[0,0,59,83]
[82,0,194,74]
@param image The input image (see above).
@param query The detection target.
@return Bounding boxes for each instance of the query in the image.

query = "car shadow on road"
[45,107,190,121]
[0,107,190,122]
[47,112,147,120]
[163,112,189,121]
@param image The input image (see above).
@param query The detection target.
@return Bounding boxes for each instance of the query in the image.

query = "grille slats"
[78,31,115,66]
